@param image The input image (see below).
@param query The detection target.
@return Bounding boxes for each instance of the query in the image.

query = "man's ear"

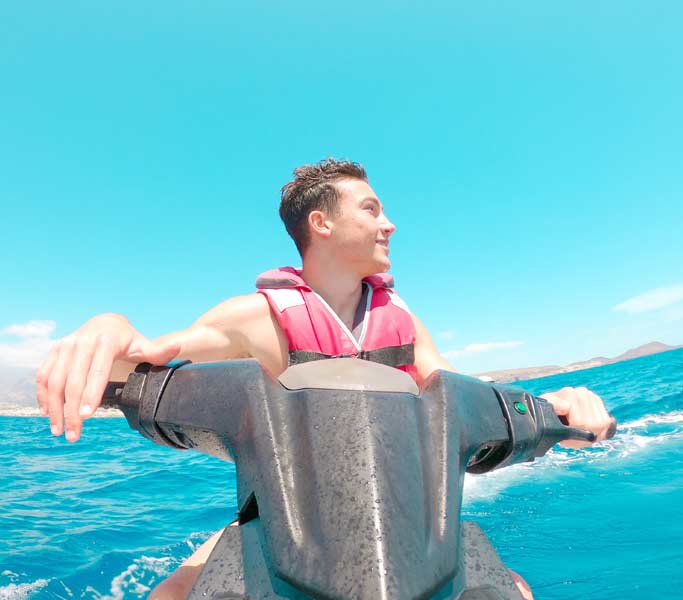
[308,210,333,239]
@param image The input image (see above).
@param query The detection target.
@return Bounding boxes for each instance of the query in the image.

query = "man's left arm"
[411,314,613,448]
[411,314,457,387]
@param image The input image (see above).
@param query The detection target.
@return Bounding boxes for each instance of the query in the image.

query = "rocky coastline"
[475,341,681,383]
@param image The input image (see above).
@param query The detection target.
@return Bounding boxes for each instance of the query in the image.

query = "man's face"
[326,179,396,275]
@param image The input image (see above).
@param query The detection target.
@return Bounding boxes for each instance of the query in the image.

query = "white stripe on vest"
[388,291,411,314]
[267,288,305,312]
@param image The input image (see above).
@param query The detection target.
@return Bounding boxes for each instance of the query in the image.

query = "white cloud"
[614,284,683,314]
[0,320,57,369]
[1,320,56,338]
[442,340,524,359]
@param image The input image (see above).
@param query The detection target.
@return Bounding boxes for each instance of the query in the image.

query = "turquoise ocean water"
[2,349,682,599]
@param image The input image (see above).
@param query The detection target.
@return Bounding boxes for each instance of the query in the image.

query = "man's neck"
[300,259,365,327]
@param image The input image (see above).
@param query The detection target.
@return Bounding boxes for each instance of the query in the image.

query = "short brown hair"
[280,158,368,256]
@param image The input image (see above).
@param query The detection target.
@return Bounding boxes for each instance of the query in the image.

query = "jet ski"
[102,358,615,600]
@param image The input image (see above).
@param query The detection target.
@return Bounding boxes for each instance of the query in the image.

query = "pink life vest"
[256,266,417,381]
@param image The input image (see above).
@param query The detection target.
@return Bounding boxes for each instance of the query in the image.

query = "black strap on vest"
[288,343,415,369]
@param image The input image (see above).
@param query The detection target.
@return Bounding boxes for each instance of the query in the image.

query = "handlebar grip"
[557,414,618,441]
[101,381,127,408]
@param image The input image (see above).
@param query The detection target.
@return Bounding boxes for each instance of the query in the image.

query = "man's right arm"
[36,293,281,443]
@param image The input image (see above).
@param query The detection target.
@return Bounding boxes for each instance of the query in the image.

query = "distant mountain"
[611,341,675,362]
[477,341,682,383]
[0,366,36,407]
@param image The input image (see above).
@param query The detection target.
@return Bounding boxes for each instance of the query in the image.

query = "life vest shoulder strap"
[256,266,307,289]
[256,267,394,290]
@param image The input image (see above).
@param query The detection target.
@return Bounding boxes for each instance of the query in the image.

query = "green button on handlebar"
[513,401,527,415]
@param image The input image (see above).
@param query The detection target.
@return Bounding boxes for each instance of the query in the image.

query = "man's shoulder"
[195,292,272,329]
[229,292,271,311]
[225,292,272,318]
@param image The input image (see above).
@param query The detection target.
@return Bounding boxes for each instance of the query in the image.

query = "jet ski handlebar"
[102,359,615,473]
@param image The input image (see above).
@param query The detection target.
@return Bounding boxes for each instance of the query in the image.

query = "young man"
[37,159,613,599]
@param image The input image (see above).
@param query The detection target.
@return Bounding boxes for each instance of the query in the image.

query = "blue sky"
[1,1,682,374]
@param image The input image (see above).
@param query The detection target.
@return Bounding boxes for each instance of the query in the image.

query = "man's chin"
[369,258,391,275]
[354,255,391,278]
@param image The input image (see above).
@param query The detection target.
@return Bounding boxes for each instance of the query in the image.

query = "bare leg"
[509,569,534,600]
[148,528,225,600]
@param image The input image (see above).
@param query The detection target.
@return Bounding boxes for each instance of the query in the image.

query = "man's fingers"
[79,335,117,418]
[36,343,60,417]
[79,336,180,421]
[579,387,612,441]
[46,339,76,436]
[545,387,591,448]
[63,336,97,442]
[545,385,614,448]
[540,392,572,416]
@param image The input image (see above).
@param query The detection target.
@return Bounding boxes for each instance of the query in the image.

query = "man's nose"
[380,213,396,236]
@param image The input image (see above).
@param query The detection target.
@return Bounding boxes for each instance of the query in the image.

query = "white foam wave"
[184,531,212,553]
[0,579,48,600]
[603,409,683,458]
[620,410,683,429]
[91,556,174,600]
[463,460,540,503]
[463,409,683,504]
